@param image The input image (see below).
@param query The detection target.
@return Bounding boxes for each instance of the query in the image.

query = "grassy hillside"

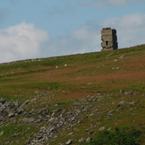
[0,45,145,145]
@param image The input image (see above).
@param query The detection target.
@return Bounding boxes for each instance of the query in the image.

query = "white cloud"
[102,14,145,47]
[0,22,100,63]
[0,14,145,63]
[0,22,49,62]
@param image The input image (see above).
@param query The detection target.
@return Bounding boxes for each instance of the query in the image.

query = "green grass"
[0,44,145,144]
[86,127,142,145]
[0,123,38,145]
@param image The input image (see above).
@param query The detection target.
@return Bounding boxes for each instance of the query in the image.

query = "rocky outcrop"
[0,98,24,122]
[26,95,101,145]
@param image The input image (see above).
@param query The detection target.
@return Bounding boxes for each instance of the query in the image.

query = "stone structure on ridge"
[101,27,118,51]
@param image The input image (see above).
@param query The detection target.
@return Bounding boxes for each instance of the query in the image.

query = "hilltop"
[0,44,145,145]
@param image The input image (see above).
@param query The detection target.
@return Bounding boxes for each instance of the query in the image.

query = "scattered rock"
[117,100,126,107]
[65,139,72,145]
[0,98,24,121]
[114,59,118,62]
[26,95,100,145]
[129,101,135,106]
[107,111,113,117]
[86,137,91,143]
[64,64,68,67]
[99,126,106,132]
[8,112,15,118]
[78,137,84,143]
[112,66,120,70]
[68,132,73,136]
[118,55,124,60]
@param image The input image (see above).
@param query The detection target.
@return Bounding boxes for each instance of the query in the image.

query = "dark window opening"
[106,41,108,46]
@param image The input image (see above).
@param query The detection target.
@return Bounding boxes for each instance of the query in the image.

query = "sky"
[0,0,145,62]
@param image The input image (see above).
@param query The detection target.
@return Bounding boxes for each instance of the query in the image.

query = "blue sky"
[0,0,145,62]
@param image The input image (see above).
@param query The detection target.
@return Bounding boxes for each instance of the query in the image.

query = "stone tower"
[101,27,118,51]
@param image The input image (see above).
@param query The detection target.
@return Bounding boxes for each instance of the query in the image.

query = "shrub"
[88,128,141,145]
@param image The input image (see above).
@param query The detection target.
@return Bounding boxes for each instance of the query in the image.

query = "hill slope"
[0,45,145,145]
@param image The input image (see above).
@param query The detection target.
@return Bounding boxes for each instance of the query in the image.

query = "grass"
[0,44,145,144]
[0,123,38,145]
[86,127,142,145]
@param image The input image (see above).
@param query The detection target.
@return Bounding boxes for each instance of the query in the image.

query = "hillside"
[0,45,145,145]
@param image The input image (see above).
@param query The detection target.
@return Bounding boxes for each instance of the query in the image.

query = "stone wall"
[101,27,118,51]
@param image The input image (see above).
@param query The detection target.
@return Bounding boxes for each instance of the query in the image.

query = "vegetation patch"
[86,128,142,145]
[0,123,37,145]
